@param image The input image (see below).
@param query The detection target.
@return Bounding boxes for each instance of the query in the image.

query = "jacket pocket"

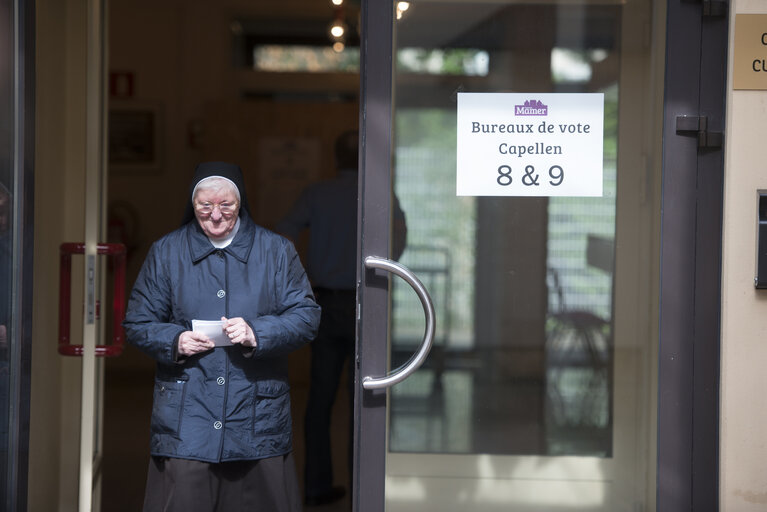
[253,380,290,436]
[151,379,187,437]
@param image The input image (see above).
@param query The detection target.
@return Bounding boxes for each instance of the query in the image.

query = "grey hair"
[192,176,241,202]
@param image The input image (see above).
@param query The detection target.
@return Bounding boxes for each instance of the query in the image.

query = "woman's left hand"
[222,316,257,348]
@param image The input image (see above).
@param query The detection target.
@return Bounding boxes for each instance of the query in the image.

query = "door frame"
[5,0,36,510]
[657,0,727,510]
[353,0,394,510]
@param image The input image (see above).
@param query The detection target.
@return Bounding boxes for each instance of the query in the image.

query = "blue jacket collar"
[187,216,255,264]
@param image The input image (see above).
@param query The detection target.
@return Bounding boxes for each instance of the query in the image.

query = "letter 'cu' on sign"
[456,92,604,197]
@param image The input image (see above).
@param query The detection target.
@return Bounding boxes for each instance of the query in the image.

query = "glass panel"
[387,0,663,509]
[252,45,360,73]
[230,13,362,72]
[0,0,13,502]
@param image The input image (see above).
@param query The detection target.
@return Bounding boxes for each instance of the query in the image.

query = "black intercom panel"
[756,192,767,288]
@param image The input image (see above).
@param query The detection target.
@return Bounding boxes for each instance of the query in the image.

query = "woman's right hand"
[177,330,215,356]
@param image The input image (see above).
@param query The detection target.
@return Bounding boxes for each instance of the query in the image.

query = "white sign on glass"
[456,93,604,197]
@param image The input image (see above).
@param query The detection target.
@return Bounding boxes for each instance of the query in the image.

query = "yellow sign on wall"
[734,14,767,90]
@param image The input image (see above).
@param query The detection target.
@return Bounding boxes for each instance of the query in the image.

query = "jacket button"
[217,377,225,385]
[217,289,226,298]
[213,421,223,430]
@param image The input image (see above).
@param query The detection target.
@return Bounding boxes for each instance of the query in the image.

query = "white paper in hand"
[191,319,232,347]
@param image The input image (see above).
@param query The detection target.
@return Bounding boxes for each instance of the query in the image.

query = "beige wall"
[721,1,767,510]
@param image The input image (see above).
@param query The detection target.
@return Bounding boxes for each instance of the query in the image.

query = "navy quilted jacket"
[123,215,320,462]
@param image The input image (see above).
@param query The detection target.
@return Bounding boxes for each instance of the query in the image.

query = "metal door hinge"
[683,0,728,17]
[676,115,723,149]
[704,0,728,17]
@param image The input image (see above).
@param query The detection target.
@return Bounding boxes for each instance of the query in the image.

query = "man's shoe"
[305,486,346,507]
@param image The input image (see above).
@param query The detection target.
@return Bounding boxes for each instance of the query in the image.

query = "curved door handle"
[362,256,435,390]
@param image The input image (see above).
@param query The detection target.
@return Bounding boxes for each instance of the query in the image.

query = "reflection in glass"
[389,2,621,457]
[0,0,12,496]
[398,48,489,76]
[253,45,361,73]
[0,181,8,499]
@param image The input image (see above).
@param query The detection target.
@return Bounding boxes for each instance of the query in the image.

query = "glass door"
[1,0,33,509]
[356,0,667,510]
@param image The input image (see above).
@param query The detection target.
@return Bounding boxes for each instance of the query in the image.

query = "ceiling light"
[330,22,345,39]
[397,2,410,19]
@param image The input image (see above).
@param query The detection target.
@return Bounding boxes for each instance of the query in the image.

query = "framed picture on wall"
[108,100,163,173]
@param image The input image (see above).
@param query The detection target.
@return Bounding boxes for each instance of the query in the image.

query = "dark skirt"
[142,454,302,512]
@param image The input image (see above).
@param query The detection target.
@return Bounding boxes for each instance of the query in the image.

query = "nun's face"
[193,186,240,240]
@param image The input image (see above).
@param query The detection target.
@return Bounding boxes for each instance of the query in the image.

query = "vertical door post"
[79,0,108,510]
[354,1,394,511]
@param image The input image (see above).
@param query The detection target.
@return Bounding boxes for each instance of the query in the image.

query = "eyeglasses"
[194,201,239,215]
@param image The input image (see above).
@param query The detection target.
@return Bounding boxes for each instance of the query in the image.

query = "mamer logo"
[515,99,548,116]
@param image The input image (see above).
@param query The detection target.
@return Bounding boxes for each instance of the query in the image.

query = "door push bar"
[362,256,435,390]
[59,242,126,357]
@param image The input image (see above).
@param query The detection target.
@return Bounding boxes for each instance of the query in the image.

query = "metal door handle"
[362,256,435,390]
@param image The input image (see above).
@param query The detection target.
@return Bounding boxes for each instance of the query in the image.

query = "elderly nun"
[123,162,320,512]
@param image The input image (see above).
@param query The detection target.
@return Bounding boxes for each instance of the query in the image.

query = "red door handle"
[59,242,126,357]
